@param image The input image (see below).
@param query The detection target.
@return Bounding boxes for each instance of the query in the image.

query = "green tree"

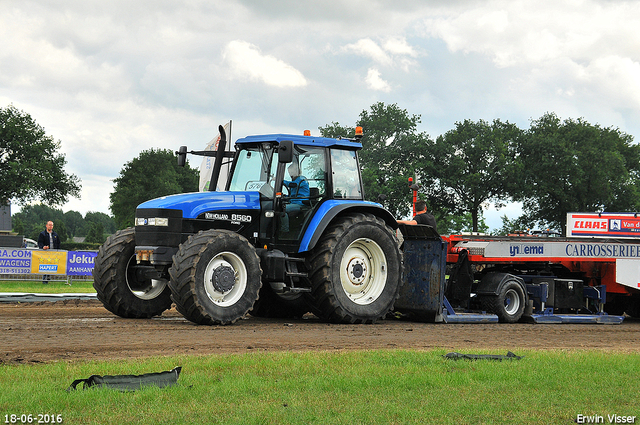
[63,210,86,237]
[429,119,524,232]
[85,221,105,244]
[319,102,433,217]
[435,211,489,235]
[317,122,355,140]
[0,105,81,206]
[12,204,65,240]
[12,215,25,236]
[13,205,106,241]
[493,214,538,236]
[53,220,68,243]
[110,148,199,229]
[85,211,116,235]
[516,113,640,233]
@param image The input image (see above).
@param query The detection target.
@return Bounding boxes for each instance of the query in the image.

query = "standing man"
[38,220,61,284]
[397,200,438,232]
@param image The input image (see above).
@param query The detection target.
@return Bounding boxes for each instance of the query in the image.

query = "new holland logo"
[204,213,252,223]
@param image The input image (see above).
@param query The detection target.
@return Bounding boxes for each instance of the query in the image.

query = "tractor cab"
[229,132,364,251]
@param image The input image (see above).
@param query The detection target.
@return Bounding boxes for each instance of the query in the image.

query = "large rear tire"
[169,230,262,325]
[308,213,403,323]
[92,227,172,318]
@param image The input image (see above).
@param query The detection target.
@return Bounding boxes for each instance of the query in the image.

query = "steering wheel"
[282,182,291,196]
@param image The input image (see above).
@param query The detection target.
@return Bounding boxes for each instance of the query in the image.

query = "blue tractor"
[93,126,404,325]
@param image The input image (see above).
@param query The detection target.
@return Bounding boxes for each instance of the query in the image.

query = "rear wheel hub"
[347,257,367,285]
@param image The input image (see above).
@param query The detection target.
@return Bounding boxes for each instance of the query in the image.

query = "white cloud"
[579,55,640,109]
[423,0,640,68]
[342,37,420,87]
[0,15,128,97]
[421,0,640,132]
[383,37,418,58]
[342,37,419,66]
[222,40,307,88]
[342,38,393,65]
[365,68,391,92]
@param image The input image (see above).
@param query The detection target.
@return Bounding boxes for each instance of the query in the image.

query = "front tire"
[92,227,172,318]
[308,213,403,323]
[169,230,262,325]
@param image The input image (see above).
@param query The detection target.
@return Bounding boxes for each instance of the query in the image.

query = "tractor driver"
[281,160,310,232]
[283,161,310,202]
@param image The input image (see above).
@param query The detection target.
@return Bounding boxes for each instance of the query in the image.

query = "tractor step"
[285,271,307,278]
[286,287,311,293]
[285,257,308,279]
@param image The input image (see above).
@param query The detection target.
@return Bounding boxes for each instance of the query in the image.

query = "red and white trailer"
[439,213,640,324]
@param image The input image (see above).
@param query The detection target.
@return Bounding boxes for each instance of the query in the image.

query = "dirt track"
[2,300,639,365]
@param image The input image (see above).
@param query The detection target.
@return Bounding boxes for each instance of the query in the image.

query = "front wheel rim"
[203,251,248,307]
[339,238,387,305]
[126,256,168,300]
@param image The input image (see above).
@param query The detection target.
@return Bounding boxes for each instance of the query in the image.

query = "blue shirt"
[283,176,309,205]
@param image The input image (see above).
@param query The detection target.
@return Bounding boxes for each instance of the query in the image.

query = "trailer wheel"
[169,230,262,325]
[604,294,625,316]
[624,296,640,318]
[481,280,526,323]
[93,227,172,318]
[308,213,403,323]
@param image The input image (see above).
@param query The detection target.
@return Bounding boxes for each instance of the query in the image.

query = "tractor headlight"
[155,217,169,226]
[136,217,169,226]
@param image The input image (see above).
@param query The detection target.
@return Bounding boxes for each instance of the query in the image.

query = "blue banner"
[0,248,32,274]
[66,251,97,276]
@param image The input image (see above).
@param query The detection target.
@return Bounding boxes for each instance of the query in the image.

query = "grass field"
[1,280,638,423]
[1,349,638,424]
[0,280,95,293]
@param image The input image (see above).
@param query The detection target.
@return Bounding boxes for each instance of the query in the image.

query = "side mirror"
[176,146,187,167]
[278,140,294,163]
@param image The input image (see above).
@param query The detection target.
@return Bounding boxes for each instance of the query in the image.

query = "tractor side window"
[228,145,275,193]
[295,146,326,198]
[331,149,362,199]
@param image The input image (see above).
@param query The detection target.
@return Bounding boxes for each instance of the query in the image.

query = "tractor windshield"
[228,144,277,196]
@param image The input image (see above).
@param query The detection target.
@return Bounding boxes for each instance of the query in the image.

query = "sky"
[2,0,640,230]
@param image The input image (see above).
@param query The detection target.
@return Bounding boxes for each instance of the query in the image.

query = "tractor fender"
[473,272,526,296]
[298,200,397,253]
